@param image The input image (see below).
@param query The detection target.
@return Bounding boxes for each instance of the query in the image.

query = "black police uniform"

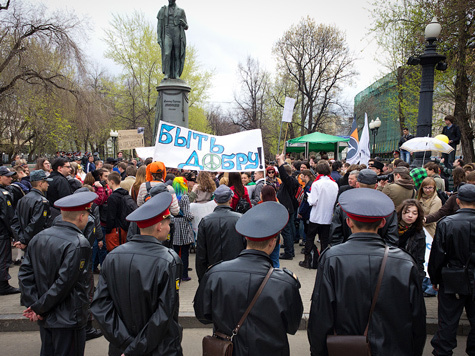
[308,234,426,355]
[194,250,303,355]
[428,207,475,355]
[18,221,91,355]
[12,188,51,246]
[0,184,15,287]
[91,192,184,356]
[308,188,426,356]
[92,235,183,356]
[329,204,399,246]
[18,192,96,356]
[194,201,303,356]
[196,205,245,281]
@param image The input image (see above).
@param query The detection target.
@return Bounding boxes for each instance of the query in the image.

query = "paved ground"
[0,330,469,355]
[0,245,469,335]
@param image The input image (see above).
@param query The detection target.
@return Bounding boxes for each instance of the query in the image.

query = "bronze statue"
[157,0,188,79]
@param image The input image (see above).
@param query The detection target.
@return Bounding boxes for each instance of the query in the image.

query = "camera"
[376,173,394,183]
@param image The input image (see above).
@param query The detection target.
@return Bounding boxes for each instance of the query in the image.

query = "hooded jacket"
[382,178,416,209]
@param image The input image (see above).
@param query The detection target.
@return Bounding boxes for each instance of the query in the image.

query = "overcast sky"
[39,0,387,112]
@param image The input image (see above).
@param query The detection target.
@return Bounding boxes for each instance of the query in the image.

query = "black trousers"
[431,284,475,355]
[0,238,12,282]
[305,222,330,255]
[40,326,86,356]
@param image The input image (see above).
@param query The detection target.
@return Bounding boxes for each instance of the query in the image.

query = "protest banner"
[153,121,265,172]
[118,130,144,151]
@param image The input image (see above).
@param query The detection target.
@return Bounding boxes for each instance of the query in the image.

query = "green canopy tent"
[286,132,349,159]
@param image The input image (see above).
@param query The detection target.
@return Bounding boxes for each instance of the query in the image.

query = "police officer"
[18,191,97,356]
[194,201,303,356]
[91,192,183,356]
[308,188,426,355]
[329,169,398,248]
[0,166,19,295]
[53,187,103,341]
[12,170,52,250]
[428,184,475,355]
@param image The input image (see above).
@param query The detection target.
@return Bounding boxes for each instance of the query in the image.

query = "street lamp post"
[407,17,447,167]
[369,117,381,155]
[110,130,119,158]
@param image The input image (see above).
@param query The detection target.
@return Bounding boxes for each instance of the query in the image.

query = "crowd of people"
[0,142,474,356]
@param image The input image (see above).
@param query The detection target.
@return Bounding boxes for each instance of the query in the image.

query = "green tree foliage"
[369,0,475,161]
[103,11,212,145]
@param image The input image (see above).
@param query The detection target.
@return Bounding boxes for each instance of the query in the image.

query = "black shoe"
[13,260,22,266]
[301,248,305,254]
[280,254,293,260]
[299,242,305,246]
[423,292,436,298]
[187,267,192,271]
[299,260,310,268]
[85,327,103,341]
[93,268,100,274]
[0,284,20,295]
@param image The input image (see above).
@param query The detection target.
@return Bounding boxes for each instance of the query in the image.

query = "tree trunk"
[453,14,474,163]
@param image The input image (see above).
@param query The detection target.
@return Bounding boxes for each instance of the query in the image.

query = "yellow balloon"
[435,134,449,144]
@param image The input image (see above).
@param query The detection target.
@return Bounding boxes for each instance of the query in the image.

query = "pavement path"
[0,246,469,335]
[0,330,469,356]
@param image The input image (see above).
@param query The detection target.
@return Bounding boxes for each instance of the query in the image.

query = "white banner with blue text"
[153,121,265,172]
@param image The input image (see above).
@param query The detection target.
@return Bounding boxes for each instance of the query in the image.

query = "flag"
[346,115,359,164]
[357,113,371,165]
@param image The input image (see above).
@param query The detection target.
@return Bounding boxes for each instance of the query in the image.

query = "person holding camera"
[382,167,416,209]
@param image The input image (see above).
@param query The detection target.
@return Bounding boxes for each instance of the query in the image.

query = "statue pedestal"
[153,79,191,141]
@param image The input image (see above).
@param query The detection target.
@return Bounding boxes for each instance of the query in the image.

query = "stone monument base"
[153,78,191,141]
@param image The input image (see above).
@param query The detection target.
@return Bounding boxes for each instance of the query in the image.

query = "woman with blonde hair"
[130,165,147,203]
[189,171,216,203]
[416,177,442,237]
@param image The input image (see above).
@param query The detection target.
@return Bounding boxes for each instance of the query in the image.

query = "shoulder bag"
[202,267,274,356]
[326,246,389,356]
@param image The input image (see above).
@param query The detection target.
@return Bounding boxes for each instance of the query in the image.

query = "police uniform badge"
[176,278,180,290]
[79,259,86,270]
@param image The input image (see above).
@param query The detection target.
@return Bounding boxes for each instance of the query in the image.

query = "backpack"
[144,181,153,202]
[235,196,251,214]
[309,244,320,269]
[120,194,138,231]
[437,189,449,205]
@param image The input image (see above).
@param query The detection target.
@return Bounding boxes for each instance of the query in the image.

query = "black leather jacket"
[308,233,426,356]
[196,205,245,281]
[329,204,399,246]
[53,203,102,246]
[0,185,15,239]
[194,249,303,356]
[428,208,475,286]
[12,188,52,245]
[91,235,183,356]
[46,171,73,207]
[18,221,91,328]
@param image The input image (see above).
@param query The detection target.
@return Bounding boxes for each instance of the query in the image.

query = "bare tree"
[273,17,357,136]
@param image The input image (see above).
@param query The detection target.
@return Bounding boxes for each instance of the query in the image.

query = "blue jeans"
[269,242,280,268]
[174,244,190,278]
[299,220,306,244]
[92,228,108,270]
[281,212,295,257]
[422,276,437,296]
[400,149,411,163]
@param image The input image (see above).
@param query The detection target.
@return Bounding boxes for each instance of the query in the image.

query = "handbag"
[326,246,389,356]
[202,267,274,356]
